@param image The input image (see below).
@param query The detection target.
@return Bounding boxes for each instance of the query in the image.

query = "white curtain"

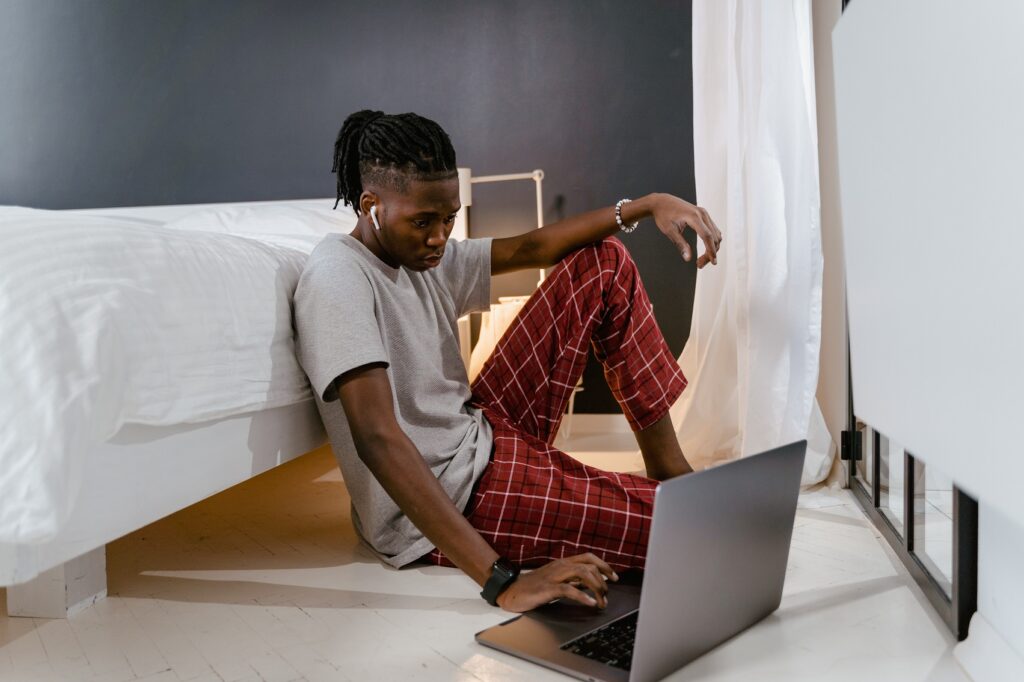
[669,0,833,485]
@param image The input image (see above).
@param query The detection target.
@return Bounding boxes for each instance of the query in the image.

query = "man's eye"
[414,220,429,228]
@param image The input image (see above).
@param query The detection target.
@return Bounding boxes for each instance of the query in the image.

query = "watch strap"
[481,557,519,606]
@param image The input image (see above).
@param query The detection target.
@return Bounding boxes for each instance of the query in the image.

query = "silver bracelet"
[615,198,639,233]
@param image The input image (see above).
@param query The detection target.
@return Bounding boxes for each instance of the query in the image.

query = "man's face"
[375,176,461,271]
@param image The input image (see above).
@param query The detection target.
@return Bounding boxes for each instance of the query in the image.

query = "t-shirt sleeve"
[440,236,493,317]
[293,257,388,403]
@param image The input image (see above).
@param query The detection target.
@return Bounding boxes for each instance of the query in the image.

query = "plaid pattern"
[426,236,688,570]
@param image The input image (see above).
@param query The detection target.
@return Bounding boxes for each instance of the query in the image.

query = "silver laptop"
[475,439,806,682]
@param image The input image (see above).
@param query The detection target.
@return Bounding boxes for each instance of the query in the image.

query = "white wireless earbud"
[369,204,382,231]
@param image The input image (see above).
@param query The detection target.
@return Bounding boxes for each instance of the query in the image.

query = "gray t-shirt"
[293,232,495,567]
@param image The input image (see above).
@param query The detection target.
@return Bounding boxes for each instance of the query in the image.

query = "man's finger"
[558,562,608,597]
[700,207,722,243]
[578,564,609,600]
[665,223,691,261]
[699,206,721,242]
[558,583,602,608]
[701,232,718,264]
[568,553,618,582]
[689,226,715,264]
[692,215,717,261]
[564,568,608,608]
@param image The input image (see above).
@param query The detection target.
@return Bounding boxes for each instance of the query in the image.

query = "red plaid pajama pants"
[425,236,688,571]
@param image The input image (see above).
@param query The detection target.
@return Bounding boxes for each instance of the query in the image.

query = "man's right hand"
[496,553,619,613]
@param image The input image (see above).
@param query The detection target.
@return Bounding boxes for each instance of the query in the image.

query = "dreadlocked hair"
[331,110,458,214]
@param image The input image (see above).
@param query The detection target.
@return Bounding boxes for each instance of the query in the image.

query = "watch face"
[494,559,516,580]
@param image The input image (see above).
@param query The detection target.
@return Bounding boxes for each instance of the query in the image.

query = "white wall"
[971,504,1024,671]
[831,0,1024,677]
[955,502,1024,678]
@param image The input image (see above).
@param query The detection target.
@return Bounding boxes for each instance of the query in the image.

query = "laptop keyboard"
[560,611,638,671]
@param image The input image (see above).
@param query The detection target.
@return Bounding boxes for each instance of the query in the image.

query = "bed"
[0,198,360,617]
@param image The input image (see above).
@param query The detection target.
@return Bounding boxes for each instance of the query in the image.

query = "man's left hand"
[650,194,723,269]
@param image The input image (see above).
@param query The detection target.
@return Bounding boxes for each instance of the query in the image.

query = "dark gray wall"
[0,0,696,415]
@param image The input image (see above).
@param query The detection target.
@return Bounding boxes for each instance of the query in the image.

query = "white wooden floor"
[1,425,972,681]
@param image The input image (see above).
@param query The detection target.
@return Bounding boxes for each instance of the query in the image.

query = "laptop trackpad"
[531,582,642,639]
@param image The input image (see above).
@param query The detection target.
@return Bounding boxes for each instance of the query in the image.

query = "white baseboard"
[954,612,1024,681]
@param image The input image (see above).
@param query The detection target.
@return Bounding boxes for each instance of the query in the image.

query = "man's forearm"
[529,193,661,266]
[356,429,499,586]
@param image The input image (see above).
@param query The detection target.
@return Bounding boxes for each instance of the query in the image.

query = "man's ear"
[358,191,378,217]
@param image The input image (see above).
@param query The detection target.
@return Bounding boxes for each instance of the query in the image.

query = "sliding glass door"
[846,418,976,638]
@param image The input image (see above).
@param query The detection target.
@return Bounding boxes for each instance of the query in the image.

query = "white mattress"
[0,199,356,544]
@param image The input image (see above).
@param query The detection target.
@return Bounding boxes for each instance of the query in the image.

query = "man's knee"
[558,236,637,277]
[599,235,626,252]
[596,236,638,272]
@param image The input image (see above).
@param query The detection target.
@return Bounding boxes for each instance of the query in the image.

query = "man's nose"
[427,225,447,246]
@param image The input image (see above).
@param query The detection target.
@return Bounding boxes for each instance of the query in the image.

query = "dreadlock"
[331,110,458,214]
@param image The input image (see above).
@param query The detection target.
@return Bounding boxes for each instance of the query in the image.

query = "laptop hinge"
[840,429,862,461]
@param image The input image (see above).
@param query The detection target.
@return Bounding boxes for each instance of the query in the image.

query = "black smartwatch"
[481,557,520,606]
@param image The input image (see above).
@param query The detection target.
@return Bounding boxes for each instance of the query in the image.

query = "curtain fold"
[671,0,833,485]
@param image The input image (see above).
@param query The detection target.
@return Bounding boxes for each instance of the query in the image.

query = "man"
[293,110,722,614]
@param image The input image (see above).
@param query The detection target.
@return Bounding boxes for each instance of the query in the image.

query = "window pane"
[855,418,873,487]
[878,433,905,535]
[913,460,954,596]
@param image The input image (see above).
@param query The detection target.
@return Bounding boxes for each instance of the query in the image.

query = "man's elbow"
[352,424,403,466]
[524,234,560,270]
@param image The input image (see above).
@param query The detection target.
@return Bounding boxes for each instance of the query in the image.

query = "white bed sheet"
[0,200,356,544]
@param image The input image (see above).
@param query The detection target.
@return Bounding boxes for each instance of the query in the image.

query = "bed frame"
[1,400,326,617]
[1,199,334,618]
